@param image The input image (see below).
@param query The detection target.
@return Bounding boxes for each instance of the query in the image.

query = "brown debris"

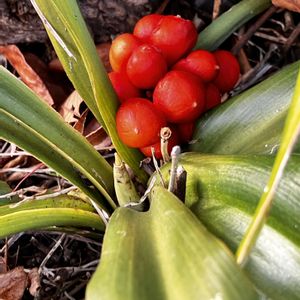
[0,267,28,300]
[272,0,300,13]
[0,45,54,106]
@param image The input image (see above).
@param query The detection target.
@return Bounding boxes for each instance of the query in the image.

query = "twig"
[168,146,181,193]
[232,5,278,55]
[13,163,44,192]
[213,0,222,20]
[283,22,300,53]
[38,234,66,275]
[155,0,170,15]
[160,127,172,163]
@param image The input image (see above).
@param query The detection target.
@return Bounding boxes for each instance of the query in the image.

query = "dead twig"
[232,5,278,55]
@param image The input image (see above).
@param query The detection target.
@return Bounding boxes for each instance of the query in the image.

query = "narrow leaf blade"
[31,0,148,183]
[0,66,115,211]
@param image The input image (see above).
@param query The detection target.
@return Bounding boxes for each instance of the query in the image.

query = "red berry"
[140,127,179,159]
[116,98,166,148]
[108,71,141,103]
[153,70,206,123]
[126,44,167,89]
[109,33,141,72]
[177,122,195,143]
[133,14,163,43]
[149,15,197,66]
[205,83,222,111]
[213,50,240,93]
[173,50,219,82]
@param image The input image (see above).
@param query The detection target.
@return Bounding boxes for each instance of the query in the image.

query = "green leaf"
[0,66,115,212]
[86,186,259,300]
[190,61,300,154]
[195,0,271,51]
[236,68,300,266]
[157,153,300,300]
[0,194,95,216]
[31,0,148,183]
[0,208,104,239]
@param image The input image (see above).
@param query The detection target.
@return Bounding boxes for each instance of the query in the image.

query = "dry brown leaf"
[96,42,112,72]
[272,0,300,12]
[0,45,54,106]
[0,267,27,300]
[59,90,84,123]
[86,127,112,150]
[73,109,89,134]
[28,268,40,297]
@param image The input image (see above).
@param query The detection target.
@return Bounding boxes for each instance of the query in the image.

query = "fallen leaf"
[0,45,54,106]
[73,109,89,134]
[0,267,27,300]
[28,268,40,297]
[59,90,84,123]
[23,53,70,106]
[86,127,112,150]
[96,42,112,72]
[272,0,300,12]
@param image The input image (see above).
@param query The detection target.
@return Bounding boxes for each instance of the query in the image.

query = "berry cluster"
[108,14,240,158]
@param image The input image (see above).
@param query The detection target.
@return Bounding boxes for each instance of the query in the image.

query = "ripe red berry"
[149,15,197,66]
[140,127,179,159]
[116,98,166,148]
[133,14,163,43]
[173,50,219,82]
[126,44,167,89]
[109,33,141,72]
[205,83,222,111]
[108,71,141,103]
[153,70,206,123]
[213,50,240,93]
[176,122,195,143]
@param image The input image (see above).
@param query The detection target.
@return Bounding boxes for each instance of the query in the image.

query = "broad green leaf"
[157,153,300,300]
[0,208,104,239]
[0,180,19,206]
[195,0,271,51]
[190,61,300,154]
[0,194,105,237]
[86,186,259,300]
[0,194,95,216]
[0,66,115,212]
[236,68,300,266]
[31,0,148,183]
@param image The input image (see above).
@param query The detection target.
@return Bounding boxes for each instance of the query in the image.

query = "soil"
[0,0,300,299]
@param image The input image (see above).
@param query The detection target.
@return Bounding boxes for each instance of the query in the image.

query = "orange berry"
[126,44,167,89]
[108,71,141,103]
[153,70,206,123]
[109,33,141,72]
[116,98,166,148]
[173,50,219,82]
[213,50,240,93]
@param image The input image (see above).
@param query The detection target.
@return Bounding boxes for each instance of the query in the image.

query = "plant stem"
[236,69,300,266]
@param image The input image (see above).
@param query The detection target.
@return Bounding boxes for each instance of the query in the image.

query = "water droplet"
[264,144,268,148]
[192,101,197,108]
[134,128,140,134]
[264,186,269,193]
